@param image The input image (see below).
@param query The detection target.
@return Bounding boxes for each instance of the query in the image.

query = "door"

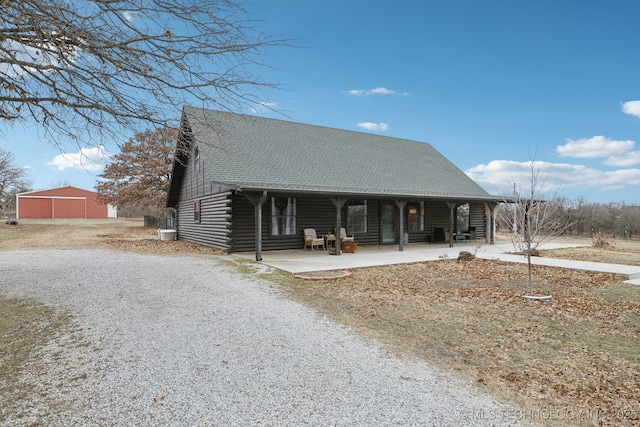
[381,203,397,244]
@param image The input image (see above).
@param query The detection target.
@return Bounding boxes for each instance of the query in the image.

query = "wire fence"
[143,215,176,229]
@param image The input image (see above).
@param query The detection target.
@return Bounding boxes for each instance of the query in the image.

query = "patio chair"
[304,228,324,250]
[340,227,355,242]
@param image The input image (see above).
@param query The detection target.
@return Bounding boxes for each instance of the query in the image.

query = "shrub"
[526,248,540,257]
[592,232,613,249]
[457,251,475,262]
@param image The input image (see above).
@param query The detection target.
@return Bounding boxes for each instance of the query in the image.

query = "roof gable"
[168,107,494,205]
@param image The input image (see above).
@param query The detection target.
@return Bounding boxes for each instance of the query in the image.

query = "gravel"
[0,249,526,426]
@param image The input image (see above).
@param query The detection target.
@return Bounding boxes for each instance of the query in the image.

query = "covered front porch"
[234,240,509,274]
[240,192,500,261]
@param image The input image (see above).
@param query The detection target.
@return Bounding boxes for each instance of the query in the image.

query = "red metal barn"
[16,186,114,219]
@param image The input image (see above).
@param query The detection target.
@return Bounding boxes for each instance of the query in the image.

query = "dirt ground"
[2,219,639,426]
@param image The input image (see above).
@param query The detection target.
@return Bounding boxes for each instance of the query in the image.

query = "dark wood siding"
[176,192,232,251]
[469,202,487,239]
[229,195,478,252]
[231,194,340,252]
[228,194,257,252]
[174,142,234,251]
[359,199,380,246]
[403,200,429,244]
[424,201,451,242]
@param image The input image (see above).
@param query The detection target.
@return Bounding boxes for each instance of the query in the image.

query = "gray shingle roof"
[173,106,495,201]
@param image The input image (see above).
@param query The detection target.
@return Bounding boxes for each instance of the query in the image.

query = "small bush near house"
[457,251,475,262]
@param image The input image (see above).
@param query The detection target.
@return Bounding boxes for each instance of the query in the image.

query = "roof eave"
[234,185,500,202]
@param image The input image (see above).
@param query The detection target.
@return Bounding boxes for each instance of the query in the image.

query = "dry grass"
[282,259,640,426]
[1,221,639,426]
[0,218,145,250]
[0,296,74,419]
[538,242,640,267]
[0,218,223,255]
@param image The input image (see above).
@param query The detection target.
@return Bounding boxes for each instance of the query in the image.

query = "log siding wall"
[176,192,233,250]
[173,143,234,251]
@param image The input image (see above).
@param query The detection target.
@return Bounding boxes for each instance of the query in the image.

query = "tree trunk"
[527,250,533,295]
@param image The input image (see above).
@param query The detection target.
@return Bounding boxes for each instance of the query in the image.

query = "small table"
[324,234,336,249]
[455,233,470,241]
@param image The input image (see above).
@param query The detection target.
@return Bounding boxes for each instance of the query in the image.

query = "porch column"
[394,199,407,251]
[329,198,347,255]
[446,201,457,248]
[484,202,497,244]
[245,191,268,261]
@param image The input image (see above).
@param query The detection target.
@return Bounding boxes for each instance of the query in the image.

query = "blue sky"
[5,0,640,203]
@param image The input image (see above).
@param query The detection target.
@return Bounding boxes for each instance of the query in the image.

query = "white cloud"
[250,101,279,114]
[603,151,640,167]
[357,122,388,132]
[557,136,635,158]
[122,11,138,22]
[466,160,640,195]
[622,100,640,118]
[46,146,110,171]
[556,136,640,166]
[1,37,81,78]
[346,87,409,96]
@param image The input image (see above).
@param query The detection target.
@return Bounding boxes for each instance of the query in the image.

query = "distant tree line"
[497,196,640,240]
[564,197,640,238]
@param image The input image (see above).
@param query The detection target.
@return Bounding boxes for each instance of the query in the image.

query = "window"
[408,201,425,232]
[347,200,367,233]
[271,197,296,236]
[194,200,201,223]
[457,203,470,232]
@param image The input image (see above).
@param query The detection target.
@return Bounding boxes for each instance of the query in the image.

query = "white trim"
[16,185,93,196]
[17,195,86,200]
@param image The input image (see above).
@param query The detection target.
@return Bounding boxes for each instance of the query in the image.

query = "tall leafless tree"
[0,149,32,216]
[1,0,286,150]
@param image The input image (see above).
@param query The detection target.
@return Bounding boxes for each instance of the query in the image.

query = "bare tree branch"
[497,159,575,295]
[1,0,288,149]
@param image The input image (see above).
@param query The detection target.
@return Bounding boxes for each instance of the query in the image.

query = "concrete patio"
[233,240,640,285]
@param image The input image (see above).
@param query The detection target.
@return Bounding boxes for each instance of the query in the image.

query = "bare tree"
[0,149,32,217]
[48,180,71,189]
[498,160,574,296]
[1,0,286,150]
[96,128,177,215]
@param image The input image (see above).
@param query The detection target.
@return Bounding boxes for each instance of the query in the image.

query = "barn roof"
[17,185,97,197]
[167,106,496,206]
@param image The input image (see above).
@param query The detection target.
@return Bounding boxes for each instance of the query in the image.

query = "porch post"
[446,201,457,248]
[245,191,268,261]
[484,202,497,244]
[394,199,407,251]
[491,203,498,244]
[329,197,347,255]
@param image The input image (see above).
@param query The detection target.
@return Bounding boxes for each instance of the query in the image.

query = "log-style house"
[166,106,500,260]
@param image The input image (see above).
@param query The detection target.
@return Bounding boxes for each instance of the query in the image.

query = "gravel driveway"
[0,249,524,426]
